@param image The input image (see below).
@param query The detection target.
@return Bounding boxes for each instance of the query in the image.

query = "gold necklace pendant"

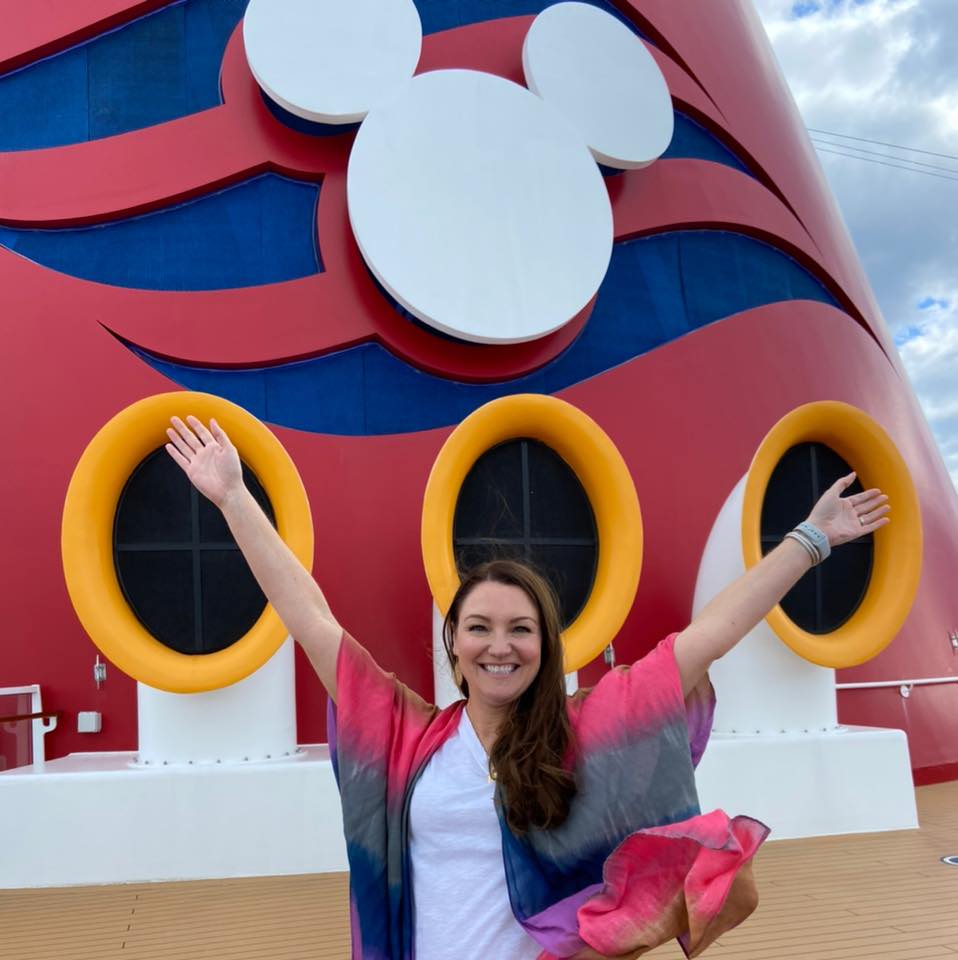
[488,764,497,784]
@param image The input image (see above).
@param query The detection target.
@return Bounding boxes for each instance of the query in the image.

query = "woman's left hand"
[806,472,890,548]
[675,471,891,695]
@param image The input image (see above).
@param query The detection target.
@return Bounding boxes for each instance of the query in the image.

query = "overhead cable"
[812,145,958,183]
[807,127,958,163]
[810,138,958,176]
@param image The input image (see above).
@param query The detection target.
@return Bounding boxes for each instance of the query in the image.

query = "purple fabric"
[522,883,604,956]
[685,675,716,768]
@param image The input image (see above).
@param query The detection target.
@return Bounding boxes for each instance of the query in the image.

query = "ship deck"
[4,781,957,960]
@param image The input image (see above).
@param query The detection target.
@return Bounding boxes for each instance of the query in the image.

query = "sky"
[753,0,958,491]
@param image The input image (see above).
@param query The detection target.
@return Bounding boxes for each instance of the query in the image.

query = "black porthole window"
[761,442,873,634]
[113,448,275,655]
[453,439,598,627]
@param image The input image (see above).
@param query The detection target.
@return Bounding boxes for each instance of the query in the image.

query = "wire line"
[807,127,958,163]
[810,138,958,175]
[813,145,958,182]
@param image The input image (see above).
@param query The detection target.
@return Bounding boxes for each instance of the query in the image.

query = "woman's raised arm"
[673,472,890,697]
[166,415,343,699]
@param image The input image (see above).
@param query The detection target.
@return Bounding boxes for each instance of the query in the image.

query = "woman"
[165,414,889,960]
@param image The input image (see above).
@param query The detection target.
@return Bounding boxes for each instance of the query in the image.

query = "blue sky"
[756,0,958,491]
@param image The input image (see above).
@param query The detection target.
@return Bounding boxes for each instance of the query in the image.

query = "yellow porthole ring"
[61,392,313,694]
[742,401,922,669]
[421,394,643,673]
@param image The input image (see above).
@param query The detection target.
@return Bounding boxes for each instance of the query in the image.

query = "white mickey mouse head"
[347,69,613,345]
[244,0,673,344]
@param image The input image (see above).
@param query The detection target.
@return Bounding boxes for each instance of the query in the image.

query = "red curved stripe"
[0,5,890,375]
[620,0,895,361]
[0,0,168,73]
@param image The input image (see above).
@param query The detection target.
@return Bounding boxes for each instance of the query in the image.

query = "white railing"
[837,676,958,699]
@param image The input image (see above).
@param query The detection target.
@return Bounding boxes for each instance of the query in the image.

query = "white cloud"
[753,0,958,490]
[898,300,958,487]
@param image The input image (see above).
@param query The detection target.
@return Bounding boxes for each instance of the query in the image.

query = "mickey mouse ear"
[243,0,422,124]
[523,2,674,170]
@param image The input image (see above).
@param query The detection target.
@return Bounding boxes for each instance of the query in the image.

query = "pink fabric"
[575,812,769,958]
[332,630,768,959]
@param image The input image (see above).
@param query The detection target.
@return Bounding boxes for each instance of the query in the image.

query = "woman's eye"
[468,624,487,632]
[513,625,531,633]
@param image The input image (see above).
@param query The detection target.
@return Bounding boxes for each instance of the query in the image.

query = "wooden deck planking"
[650,781,958,960]
[2,783,956,959]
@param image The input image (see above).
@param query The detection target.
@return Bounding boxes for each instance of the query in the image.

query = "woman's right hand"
[166,413,343,697]
[165,416,244,508]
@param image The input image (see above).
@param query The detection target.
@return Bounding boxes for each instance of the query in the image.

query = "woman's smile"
[453,581,542,709]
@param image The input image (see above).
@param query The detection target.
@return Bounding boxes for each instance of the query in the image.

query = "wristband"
[793,520,831,563]
[785,529,819,564]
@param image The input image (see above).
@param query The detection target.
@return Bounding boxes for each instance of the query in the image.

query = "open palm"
[807,472,890,548]
[165,415,243,507]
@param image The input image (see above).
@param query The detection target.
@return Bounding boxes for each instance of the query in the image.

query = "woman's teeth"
[481,664,517,674]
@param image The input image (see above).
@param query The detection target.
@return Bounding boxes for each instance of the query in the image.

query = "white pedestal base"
[137,639,298,765]
[695,725,917,840]
[0,747,347,888]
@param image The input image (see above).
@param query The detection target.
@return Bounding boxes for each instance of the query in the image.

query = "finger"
[170,416,201,453]
[186,415,216,447]
[852,492,888,512]
[830,471,857,495]
[165,442,191,472]
[846,488,882,507]
[860,504,891,525]
[861,515,891,534]
[209,418,234,449]
[166,427,194,460]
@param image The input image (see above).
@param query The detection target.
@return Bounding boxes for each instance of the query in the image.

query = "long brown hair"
[442,559,576,835]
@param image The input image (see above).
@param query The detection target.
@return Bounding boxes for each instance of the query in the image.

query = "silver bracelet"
[795,520,831,562]
[785,530,820,564]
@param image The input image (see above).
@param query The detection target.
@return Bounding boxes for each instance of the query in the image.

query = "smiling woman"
[451,581,544,711]
[163,410,886,959]
[441,564,573,841]
[415,564,569,959]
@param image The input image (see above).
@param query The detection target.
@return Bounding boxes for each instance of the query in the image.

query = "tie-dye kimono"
[328,631,768,959]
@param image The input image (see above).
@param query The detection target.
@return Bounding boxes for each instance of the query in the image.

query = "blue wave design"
[415,0,647,38]
[664,114,750,175]
[0,174,321,290]
[134,231,838,434]
[0,0,749,182]
[0,0,248,151]
[0,0,653,151]
[263,99,753,178]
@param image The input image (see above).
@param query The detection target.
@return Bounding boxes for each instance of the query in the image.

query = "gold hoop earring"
[453,661,463,687]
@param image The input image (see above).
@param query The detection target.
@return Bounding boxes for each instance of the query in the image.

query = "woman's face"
[452,580,542,709]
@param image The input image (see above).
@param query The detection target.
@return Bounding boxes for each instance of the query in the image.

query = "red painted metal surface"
[1,0,956,781]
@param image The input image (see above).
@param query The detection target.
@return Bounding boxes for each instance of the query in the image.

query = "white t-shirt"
[409,710,542,960]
